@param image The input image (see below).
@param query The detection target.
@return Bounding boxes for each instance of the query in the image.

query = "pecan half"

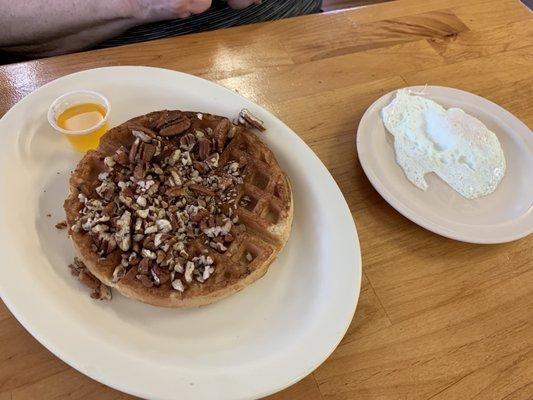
[153,111,186,130]
[141,143,156,162]
[213,118,230,152]
[130,126,157,141]
[179,133,196,151]
[238,109,266,131]
[129,139,140,163]
[131,142,156,164]
[198,138,212,161]
[159,116,191,137]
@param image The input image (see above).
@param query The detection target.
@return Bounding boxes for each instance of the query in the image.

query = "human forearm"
[1,18,140,57]
[0,0,213,56]
[0,0,139,47]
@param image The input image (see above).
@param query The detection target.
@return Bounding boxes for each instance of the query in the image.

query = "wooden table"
[1,0,532,398]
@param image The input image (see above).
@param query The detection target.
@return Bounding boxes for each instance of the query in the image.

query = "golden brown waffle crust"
[65,111,293,308]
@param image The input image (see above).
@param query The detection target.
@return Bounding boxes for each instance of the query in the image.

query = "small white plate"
[357,85,532,244]
[0,67,361,400]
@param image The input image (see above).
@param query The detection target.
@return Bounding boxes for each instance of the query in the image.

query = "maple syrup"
[56,103,109,152]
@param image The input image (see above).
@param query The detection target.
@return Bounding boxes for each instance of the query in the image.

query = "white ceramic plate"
[0,67,361,400]
[357,85,532,244]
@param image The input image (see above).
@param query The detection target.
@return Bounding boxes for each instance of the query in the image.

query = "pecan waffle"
[64,110,293,307]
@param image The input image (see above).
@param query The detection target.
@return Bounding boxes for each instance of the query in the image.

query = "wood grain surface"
[0,0,532,399]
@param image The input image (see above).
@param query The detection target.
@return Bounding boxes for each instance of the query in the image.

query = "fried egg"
[381,89,506,199]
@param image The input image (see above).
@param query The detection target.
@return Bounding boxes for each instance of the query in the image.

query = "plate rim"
[0,65,362,400]
[356,84,533,244]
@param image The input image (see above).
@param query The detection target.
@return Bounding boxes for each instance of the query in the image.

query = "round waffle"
[64,110,293,307]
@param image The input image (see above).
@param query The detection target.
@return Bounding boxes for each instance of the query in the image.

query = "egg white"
[381,89,506,199]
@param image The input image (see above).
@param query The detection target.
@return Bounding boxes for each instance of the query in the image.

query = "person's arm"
[0,0,212,56]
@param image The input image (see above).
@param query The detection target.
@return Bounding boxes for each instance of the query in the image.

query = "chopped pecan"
[172,279,185,292]
[68,257,86,277]
[137,274,154,288]
[193,161,209,174]
[166,187,186,197]
[188,184,216,197]
[121,185,135,199]
[218,175,233,191]
[228,124,239,139]
[115,210,132,251]
[94,233,117,255]
[114,147,130,166]
[133,163,146,180]
[197,198,207,208]
[151,265,170,285]
[55,221,67,230]
[92,283,112,300]
[142,236,157,251]
[156,250,165,264]
[205,153,219,169]
[136,195,147,208]
[169,213,180,230]
[190,208,209,222]
[103,201,117,217]
[220,203,233,215]
[113,265,126,282]
[239,195,251,207]
[76,182,92,198]
[98,181,116,201]
[78,270,100,290]
[138,258,151,275]
[169,168,182,186]
[129,139,140,163]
